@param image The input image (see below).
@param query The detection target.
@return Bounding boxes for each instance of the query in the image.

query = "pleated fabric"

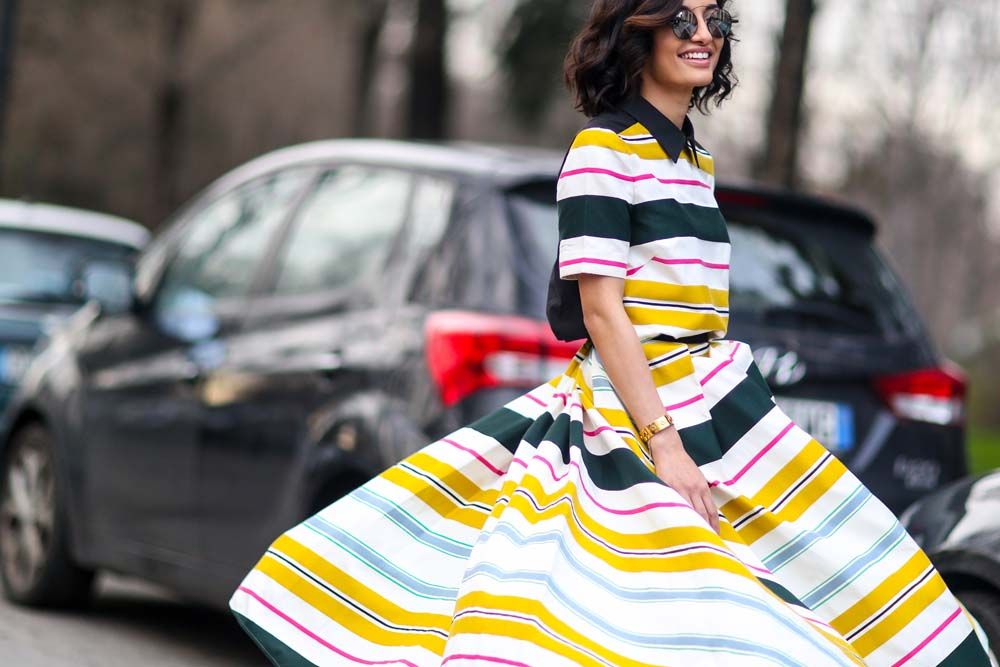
[230,112,992,666]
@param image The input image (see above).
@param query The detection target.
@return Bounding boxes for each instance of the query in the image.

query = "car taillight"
[425,310,583,406]
[873,363,967,426]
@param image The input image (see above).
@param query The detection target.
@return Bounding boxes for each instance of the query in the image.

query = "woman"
[230,1,992,665]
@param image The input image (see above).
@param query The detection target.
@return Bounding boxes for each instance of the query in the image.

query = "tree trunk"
[353,0,389,137]
[0,0,19,186]
[152,0,193,224]
[406,0,447,140]
[759,0,816,189]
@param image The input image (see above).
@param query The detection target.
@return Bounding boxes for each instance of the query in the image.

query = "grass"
[967,426,1000,475]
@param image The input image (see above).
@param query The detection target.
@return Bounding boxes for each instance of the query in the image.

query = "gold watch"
[637,414,674,445]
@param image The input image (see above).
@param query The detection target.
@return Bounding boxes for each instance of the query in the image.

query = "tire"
[0,423,95,608]
[956,589,1000,662]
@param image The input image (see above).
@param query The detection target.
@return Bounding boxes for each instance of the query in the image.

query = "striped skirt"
[230,337,992,666]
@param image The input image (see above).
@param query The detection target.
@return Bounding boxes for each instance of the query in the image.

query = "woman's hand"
[648,428,720,534]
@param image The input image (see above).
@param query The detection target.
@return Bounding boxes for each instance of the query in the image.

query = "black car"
[0,139,967,610]
[900,472,1000,654]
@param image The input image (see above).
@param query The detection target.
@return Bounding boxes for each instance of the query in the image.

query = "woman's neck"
[639,80,691,130]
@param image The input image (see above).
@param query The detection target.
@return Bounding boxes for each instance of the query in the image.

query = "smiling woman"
[229,2,993,665]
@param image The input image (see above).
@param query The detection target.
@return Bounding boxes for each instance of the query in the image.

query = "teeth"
[681,52,709,59]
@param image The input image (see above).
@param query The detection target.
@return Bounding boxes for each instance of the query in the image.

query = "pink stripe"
[584,426,617,437]
[559,257,628,270]
[710,421,795,488]
[891,607,963,667]
[560,167,711,190]
[512,454,692,516]
[443,439,504,477]
[665,393,706,411]
[700,342,741,386]
[236,587,419,667]
[626,264,645,276]
[652,256,730,270]
[523,392,548,407]
[443,655,532,667]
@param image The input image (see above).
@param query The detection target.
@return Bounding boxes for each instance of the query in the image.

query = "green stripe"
[558,195,632,242]
[939,629,992,666]
[757,576,809,608]
[707,374,779,453]
[632,200,730,245]
[233,611,318,667]
[470,407,532,454]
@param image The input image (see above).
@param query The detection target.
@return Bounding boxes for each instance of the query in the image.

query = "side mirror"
[153,286,221,342]
[80,260,135,315]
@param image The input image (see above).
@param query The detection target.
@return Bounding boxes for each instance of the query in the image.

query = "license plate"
[774,396,854,453]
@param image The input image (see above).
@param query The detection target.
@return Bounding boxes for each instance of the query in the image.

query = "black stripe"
[771,452,833,513]
[844,568,935,641]
[266,550,450,638]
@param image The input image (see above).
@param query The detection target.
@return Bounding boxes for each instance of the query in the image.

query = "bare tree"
[758,0,817,190]
[152,0,195,223]
[406,0,448,140]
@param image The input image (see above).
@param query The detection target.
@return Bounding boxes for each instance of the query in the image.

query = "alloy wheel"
[0,437,55,594]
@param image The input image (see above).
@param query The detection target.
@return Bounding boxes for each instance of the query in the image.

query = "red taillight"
[873,363,967,426]
[424,310,584,406]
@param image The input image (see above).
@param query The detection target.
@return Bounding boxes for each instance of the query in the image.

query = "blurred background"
[1,1,998,456]
[0,0,999,664]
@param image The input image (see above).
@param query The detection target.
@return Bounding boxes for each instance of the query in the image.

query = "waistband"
[648,332,714,345]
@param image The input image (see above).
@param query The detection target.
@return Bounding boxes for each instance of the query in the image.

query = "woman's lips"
[678,54,712,68]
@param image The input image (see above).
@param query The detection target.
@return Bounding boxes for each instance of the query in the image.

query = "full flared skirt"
[230,338,992,666]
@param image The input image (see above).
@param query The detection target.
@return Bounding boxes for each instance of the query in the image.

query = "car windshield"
[508,184,911,337]
[0,227,135,305]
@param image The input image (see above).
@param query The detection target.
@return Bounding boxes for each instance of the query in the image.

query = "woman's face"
[645,1,725,92]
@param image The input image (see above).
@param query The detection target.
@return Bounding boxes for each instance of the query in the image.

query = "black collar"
[619,95,696,163]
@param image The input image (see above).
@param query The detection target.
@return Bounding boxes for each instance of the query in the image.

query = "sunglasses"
[668,7,737,40]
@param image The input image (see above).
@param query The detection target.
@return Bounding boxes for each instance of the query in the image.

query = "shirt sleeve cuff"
[558,236,630,280]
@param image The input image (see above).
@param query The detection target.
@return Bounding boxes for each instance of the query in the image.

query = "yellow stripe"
[625,305,728,331]
[405,452,499,505]
[501,475,752,578]
[453,591,662,667]
[572,125,716,176]
[831,551,933,635]
[257,537,450,654]
[850,576,949,656]
[625,279,730,308]
[382,466,491,530]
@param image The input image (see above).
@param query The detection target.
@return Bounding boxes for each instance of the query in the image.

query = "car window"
[156,168,311,309]
[405,176,456,257]
[0,228,135,305]
[273,166,413,295]
[504,180,912,337]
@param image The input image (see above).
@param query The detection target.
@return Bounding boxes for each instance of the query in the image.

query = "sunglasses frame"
[668,6,738,41]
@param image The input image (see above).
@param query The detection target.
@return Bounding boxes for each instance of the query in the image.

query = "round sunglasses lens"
[671,10,698,40]
[706,10,733,38]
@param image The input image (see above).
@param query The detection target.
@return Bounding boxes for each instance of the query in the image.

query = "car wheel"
[956,589,1000,662]
[0,423,95,607]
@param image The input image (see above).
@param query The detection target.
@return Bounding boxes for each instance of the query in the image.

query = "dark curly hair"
[564,0,739,117]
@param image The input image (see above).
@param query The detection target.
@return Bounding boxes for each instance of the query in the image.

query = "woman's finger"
[701,491,720,534]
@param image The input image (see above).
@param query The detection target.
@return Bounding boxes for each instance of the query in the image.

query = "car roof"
[209,138,877,235]
[0,199,150,249]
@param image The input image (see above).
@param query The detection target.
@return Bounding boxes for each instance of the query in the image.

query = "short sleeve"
[556,128,636,281]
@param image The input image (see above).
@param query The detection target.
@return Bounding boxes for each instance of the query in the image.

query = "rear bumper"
[847,411,967,515]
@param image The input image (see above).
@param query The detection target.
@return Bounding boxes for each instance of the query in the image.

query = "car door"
[195,164,424,574]
[78,168,313,569]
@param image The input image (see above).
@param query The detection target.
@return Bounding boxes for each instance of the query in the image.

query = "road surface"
[0,574,270,666]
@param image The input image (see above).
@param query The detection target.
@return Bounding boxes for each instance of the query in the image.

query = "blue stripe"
[471,521,854,666]
[304,516,459,600]
[800,521,909,609]
[349,486,472,558]
[763,485,871,572]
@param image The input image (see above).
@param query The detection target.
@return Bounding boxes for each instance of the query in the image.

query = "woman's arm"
[579,274,720,534]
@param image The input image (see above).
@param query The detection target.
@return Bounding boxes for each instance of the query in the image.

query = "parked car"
[899,472,1000,652]
[0,199,149,416]
[0,139,967,610]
